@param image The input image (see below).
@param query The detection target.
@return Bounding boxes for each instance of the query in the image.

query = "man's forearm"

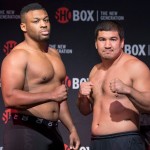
[59,100,77,132]
[128,88,150,112]
[77,92,92,115]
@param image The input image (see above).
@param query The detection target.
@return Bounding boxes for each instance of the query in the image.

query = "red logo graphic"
[55,7,72,24]
[3,40,17,55]
[2,109,11,124]
[65,76,71,88]
[64,144,70,150]
[2,109,17,124]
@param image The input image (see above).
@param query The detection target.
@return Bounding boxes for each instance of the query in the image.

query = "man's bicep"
[132,64,150,92]
[1,55,26,95]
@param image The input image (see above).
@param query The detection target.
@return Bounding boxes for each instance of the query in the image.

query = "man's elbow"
[3,98,16,109]
[3,95,18,109]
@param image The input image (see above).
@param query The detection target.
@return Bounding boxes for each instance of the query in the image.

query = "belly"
[91,100,139,135]
[91,117,139,136]
[20,101,59,121]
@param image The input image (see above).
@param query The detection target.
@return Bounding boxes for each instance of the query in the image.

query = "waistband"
[91,131,140,140]
[10,113,58,128]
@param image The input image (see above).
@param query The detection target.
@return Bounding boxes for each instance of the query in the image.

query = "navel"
[43,77,47,81]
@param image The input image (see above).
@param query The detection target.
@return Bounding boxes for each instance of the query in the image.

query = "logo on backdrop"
[65,76,72,88]
[0,10,20,20]
[64,144,90,150]
[2,109,18,124]
[49,44,73,54]
[64,144,70,150]
[65,76,88,90]
[55,7,124,24]
[55,7,72,24]
[2,109,11,124]
[124,44,150,56]
[3,40,17,55]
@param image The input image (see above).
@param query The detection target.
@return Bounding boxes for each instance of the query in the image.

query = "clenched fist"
[109,78,130,95]
[79,81,93,96]
[51,84,68,102]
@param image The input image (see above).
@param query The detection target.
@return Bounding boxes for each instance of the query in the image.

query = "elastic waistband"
[10,113,58,128]
[91,131,140,140]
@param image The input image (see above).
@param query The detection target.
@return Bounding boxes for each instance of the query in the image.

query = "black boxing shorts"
[90,131,146,150]
[3,113,64,150]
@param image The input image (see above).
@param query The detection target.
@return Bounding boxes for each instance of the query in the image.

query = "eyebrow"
[33,15,49,19]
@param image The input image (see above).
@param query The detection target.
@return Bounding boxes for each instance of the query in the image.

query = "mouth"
[40,30,49,35]
[104,49,113,53]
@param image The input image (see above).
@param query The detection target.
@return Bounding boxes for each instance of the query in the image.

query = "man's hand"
[51,84,68,102]
[79,81,93,97]
[69,129,80,150]
[109,78,130,95]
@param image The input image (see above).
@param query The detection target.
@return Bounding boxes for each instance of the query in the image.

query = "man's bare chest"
[25,54,66,84]
[91,68,131,96]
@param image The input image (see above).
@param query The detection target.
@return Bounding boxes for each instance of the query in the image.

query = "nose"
[105,40,111,48]
[40,20,47,28]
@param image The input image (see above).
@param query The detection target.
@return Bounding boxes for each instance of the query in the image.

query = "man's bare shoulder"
[123,53,149,76]
[48,47,61,58]
[2,43,29,65]
[89,63,102,78]
[7,42,29,56]
[123,53,148,69]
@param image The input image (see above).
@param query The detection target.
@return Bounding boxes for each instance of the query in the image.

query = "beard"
[27,30,50,42]
[40,36,50,41]
[33,34,50,42]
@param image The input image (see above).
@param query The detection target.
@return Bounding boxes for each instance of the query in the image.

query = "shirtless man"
[77,21,150,150]
[1,3,80,150]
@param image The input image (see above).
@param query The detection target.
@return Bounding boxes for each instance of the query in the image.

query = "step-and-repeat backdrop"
[0,0,150,149]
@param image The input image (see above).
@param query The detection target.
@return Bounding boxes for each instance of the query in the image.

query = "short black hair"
[95,21,124,40]
[20,3,46,22]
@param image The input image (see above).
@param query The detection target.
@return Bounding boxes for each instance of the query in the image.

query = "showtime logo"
[124,44,146,56]
[64,144,90,150]
[3,40,17,55]
[55,7,94,24]
[65,76,88,89]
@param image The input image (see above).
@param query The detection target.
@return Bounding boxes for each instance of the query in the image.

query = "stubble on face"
[24,10,51,42]
[96,31,123,61]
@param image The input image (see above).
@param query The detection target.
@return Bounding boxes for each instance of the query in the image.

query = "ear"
[121,39,124,49]
[20,23,26,32]
[95,42,97,49]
